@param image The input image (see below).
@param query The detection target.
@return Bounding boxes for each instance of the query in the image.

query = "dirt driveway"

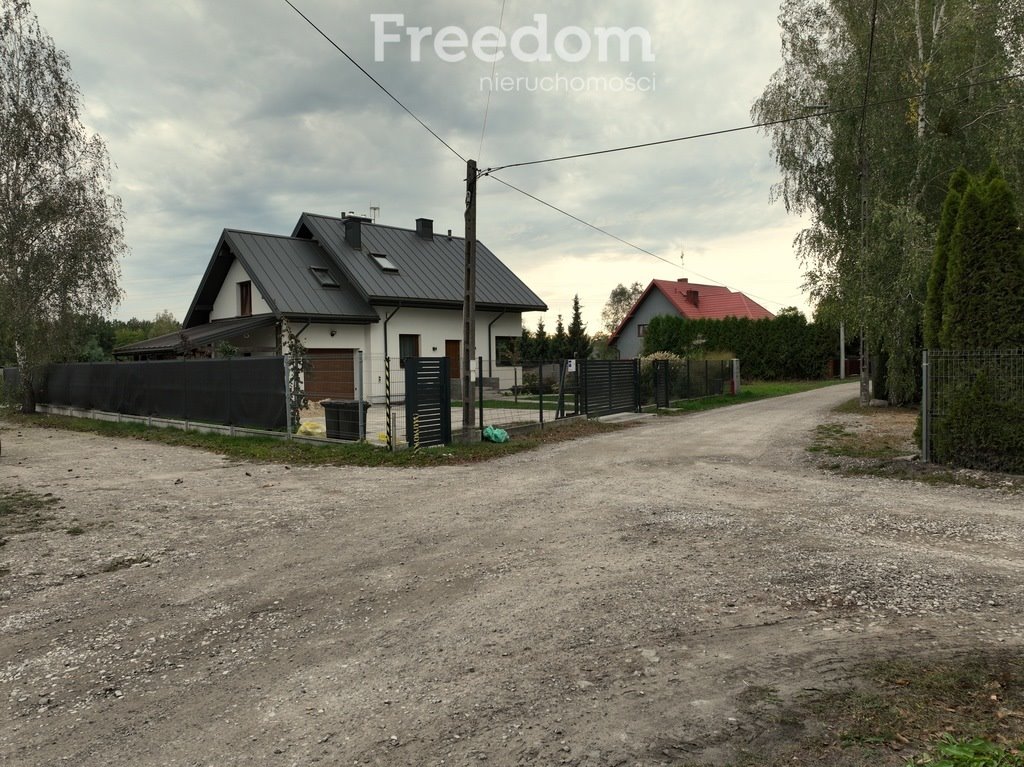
[2,383,1023,766]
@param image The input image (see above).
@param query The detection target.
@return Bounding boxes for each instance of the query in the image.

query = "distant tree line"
[0,311,180,366]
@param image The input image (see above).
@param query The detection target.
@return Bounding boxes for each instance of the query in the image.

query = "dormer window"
[310,266,339,288]
[370,252,399,273]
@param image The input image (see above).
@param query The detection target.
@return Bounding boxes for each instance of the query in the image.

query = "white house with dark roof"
[115,213,547,399]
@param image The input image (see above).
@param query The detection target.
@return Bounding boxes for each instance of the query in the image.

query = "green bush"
[933,372,1024,474]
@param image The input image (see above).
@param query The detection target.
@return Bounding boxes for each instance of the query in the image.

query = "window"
[370,252,399,273]
[238,281,252,317]
[399,334,420,368]
[495,336,519,366]
[310,266,339,288]
[637,323,647,337]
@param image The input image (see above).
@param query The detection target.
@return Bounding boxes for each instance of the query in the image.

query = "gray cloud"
[31,0,808,326]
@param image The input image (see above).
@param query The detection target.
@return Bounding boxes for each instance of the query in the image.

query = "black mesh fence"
[922,349,1024,470]
[640,359,733,407]
[6,358,287,430]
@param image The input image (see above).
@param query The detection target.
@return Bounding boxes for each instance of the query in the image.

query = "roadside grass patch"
[809,399,1022,490]
[748,651,1024,766]
[0,486,59,538]
[825,652,1024,761]
[2,412,623,467]
[809,420,911,459]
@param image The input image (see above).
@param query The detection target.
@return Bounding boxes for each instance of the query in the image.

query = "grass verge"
[736,650,1024,766]
[1,412,624,468]
[1,380,844,467]
[820,651,1024,766]
[809,398,1023,490]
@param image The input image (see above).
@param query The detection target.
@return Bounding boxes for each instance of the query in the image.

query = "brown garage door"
[304,349,355,400]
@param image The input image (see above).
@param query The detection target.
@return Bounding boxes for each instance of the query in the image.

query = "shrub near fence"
[923,349,1024,473]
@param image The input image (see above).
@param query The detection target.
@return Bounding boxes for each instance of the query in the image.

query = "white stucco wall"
[367,307,528,395]
[210,259,272,321]
[293,323,372,352]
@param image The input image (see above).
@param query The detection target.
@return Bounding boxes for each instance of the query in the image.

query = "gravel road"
[2,382,1023,766]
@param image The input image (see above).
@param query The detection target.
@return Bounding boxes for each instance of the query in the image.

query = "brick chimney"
[415,218,434,240]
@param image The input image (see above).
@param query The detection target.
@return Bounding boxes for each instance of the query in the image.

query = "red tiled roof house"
[608,278,775,358]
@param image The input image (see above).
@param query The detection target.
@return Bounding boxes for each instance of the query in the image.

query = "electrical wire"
[482,73,1024,175]
[283,0,467,164]
[487,174,792,309]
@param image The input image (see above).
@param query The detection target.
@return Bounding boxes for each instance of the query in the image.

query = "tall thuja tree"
[922,168,970,348]
[940,167,1024,348]
[566,294,592,359]
[753,0,1024,403]
[0,0,126,412]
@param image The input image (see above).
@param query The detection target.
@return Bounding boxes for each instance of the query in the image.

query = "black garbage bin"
[321,399,371,440]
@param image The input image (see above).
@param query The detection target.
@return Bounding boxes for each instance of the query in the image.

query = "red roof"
[609,278,775,343]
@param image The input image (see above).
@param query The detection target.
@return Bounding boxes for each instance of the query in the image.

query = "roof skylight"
[370,252,399,273]
[309,266,339,288]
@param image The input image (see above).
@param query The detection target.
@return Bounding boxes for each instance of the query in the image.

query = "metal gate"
[405,357,452,448]
[581,359,640,417]
[653,360,671,408]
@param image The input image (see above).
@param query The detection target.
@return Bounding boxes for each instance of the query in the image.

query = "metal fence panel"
[582,359,640,417]
[22,357,287,430]
[922,348,1024,464]
[639,359,732,408]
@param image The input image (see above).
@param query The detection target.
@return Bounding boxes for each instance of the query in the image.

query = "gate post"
[634,358,641,412]
[357,350,365,442]
[538,362,545,427]
[385,356,393,452]
[921,350,930,463]
[732,359,741,395]
[477,356,484,433]
[283,355,293,438]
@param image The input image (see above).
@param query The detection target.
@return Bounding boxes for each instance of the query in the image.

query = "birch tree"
[0,0,125,411]
[753,0,1024,402]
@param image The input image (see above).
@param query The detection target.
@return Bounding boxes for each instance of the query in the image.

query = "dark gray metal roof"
[294,213,548,312]
[184,230,378,328]
[114,315,278,357]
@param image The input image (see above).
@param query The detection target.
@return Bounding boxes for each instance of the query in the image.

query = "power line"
[283,0,466,164]
[482,73,1024,175]
[486,174,792,309]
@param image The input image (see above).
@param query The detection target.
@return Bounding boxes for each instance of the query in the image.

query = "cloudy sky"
[31,0,811,332]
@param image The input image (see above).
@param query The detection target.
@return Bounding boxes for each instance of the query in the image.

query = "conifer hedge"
[641,311,833,380]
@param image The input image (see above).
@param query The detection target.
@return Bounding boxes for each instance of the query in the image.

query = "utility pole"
[462,159,478,430]
[857,0,879,406]
[839,320,846,380]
